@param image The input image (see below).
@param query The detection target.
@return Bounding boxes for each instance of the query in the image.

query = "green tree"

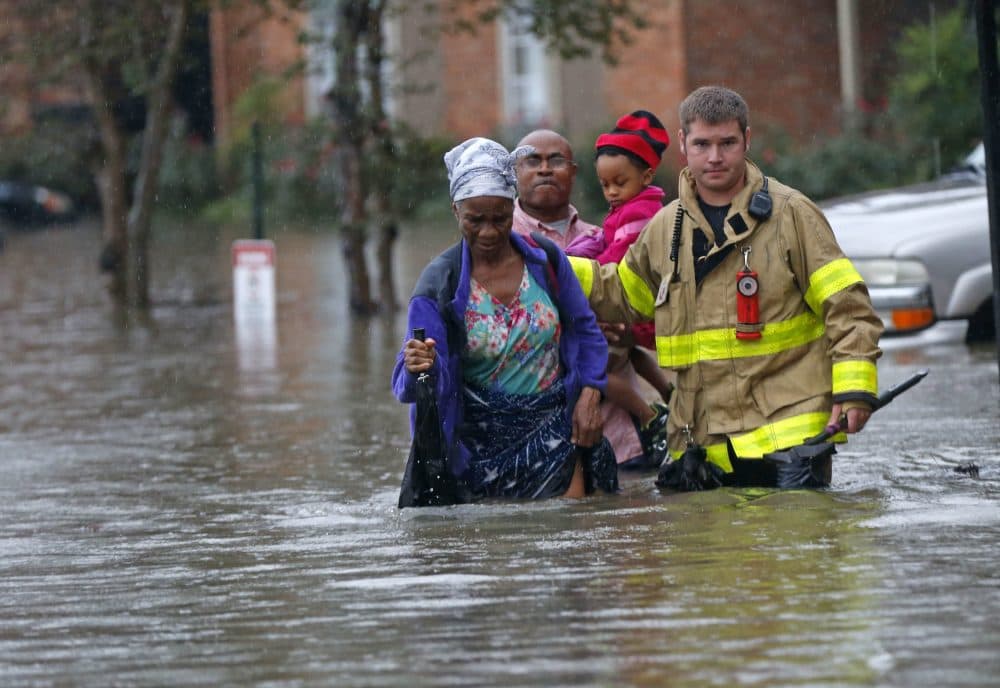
[889,6,983,177]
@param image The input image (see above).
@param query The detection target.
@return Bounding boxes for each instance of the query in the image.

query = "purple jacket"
[391,232,608,479]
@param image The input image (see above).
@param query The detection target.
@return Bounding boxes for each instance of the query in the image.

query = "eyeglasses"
[518,154,575,171]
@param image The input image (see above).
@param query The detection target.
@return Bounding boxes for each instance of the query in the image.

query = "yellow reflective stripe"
[705,443,733,472]
[667,413,851,471]
[655,311,825,368]
[832,360,878,396]
[669,442,733,473]
[567,256,593,298]
[618,261,655,319]
[729,412,847,458]
[804,258,864,314]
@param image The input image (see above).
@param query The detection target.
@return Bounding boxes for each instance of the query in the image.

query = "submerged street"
[0,219,997,687]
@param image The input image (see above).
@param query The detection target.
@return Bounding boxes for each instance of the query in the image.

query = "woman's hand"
[404,337,437,374]
[571,386,603,447]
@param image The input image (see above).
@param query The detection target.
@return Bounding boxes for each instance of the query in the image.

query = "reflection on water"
[0,219,997,686]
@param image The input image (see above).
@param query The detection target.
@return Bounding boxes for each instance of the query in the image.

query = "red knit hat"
[595,110,670,170]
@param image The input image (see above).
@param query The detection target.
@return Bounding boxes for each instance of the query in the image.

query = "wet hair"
[679,86,750,135]
[595,145,650,172]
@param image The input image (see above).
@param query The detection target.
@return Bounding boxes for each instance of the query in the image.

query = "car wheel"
[966,298,996,343]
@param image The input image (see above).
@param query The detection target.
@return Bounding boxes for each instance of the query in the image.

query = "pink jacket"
[596,185,664,349]
[596,185,665,265]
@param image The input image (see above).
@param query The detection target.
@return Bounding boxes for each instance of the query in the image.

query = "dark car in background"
[0,180,76,226]
[824,144,993,343]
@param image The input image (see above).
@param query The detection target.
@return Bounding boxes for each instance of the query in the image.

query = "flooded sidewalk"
[0,220,998,687]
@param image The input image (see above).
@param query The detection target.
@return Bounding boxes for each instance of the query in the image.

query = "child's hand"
[598,321,626,344]
[404,337,437,374]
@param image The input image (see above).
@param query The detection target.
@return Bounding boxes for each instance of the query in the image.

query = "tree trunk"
[332,0,377,314]
[83,64,130,302]
[125,0,189,309]
[339,145,376,313]
[365,0,398,312]
[375,218,398,311]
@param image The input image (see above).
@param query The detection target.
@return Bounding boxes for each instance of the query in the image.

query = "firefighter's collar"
[680,162,768,259]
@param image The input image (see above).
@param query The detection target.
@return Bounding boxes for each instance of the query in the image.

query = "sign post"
[233,120,277,373]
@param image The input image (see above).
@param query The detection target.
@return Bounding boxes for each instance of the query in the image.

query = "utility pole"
[974,1,1000,379]
[836,0,862,132]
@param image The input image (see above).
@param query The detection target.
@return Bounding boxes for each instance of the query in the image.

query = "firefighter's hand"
[572,386,603,447]
[827,403,872,434]
[404,337,436,374]
[598,321,626,344]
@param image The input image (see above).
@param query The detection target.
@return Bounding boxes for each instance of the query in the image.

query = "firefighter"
[569,86,884,487]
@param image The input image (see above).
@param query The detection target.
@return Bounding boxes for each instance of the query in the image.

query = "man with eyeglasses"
[512,129,604,258]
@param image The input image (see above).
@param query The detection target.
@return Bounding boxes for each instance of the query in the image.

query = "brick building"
[209,0,959,154]
[0,1,961,159]
[209,2,307,146]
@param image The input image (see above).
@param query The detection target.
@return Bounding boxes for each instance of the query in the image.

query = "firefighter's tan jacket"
[571,161,883,472]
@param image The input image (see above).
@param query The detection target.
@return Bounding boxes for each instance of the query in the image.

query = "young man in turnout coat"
[569,86,884,486]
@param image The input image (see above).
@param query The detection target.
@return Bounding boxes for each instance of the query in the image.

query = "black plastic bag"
[764,440,835,488]
[762,369,928,489]
[398,369,461,508]
[655,443,725,492]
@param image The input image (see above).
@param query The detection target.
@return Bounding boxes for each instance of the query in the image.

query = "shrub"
[210,114,456,226]
[888,6,983,180]
[762,129,911,201]
[371,125,453,218]
[156,118,221,213]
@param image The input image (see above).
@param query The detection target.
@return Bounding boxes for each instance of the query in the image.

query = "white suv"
[823,144,993,343]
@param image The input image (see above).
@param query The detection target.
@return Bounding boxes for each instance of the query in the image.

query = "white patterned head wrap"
[444,137,533,202]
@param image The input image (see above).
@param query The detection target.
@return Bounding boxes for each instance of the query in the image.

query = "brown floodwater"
[0,218,997,687]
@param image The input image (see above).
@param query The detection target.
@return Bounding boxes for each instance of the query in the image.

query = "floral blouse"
[462,265,562,395]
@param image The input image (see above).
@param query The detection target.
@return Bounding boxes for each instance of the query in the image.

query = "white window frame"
[498,13,558,129]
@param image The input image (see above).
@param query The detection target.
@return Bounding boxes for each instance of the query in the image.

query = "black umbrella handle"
[412,328,430,383]
[807,369,930,444]
[873,369,928,410]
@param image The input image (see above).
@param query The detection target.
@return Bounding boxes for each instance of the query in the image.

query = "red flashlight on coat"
[735,246,762,340]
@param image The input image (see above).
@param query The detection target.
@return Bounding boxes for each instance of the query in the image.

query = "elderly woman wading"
[392,137,619,500]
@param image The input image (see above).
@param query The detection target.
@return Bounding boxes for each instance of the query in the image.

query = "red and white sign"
[232,239,276,322]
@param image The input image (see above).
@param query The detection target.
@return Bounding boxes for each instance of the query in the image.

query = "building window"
[499,13,555,131]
